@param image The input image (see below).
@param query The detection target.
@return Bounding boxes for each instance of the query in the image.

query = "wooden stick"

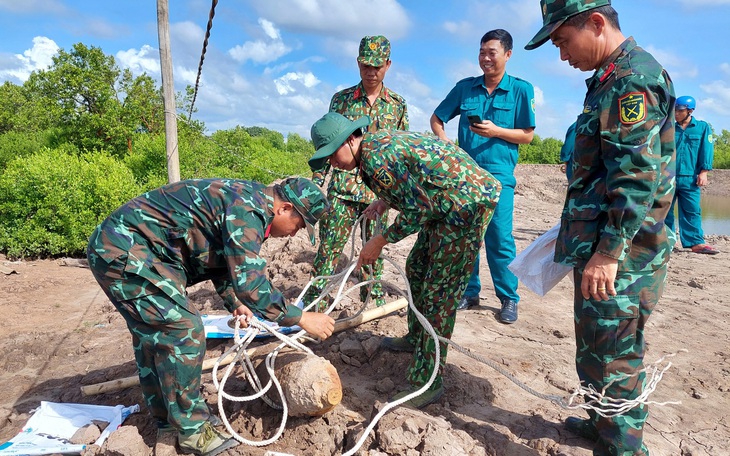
[80,349,253,396]
[80,298,407,396]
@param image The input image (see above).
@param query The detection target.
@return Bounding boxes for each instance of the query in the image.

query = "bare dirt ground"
[1,164,728,455]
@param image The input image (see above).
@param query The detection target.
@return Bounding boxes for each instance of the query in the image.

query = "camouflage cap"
[357,35,391,66]
[525,0,611,50]
[279,177,331,245]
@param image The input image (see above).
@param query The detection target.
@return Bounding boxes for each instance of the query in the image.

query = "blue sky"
[1,0,729,142]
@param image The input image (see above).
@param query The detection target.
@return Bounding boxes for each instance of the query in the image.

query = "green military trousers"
[305,195,387,309]
[573,263,668,456]
[87,249,212,434]
[404,206,491,390]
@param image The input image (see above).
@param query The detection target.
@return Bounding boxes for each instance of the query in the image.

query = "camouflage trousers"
[573,264,667,456]
[404,206,491,390]
[87,249,211,435]
[304,196,387,310]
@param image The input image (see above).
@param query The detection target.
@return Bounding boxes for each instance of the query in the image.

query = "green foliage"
[712,128,730,169]
[22,43,165,157]
[177,126,311,183]
[123,132,169,189]
[518,134,562,164]
[0,148,141,258]
[0,130,56,171]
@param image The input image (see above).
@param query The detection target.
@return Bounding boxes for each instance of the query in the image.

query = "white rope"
[439,336,684,417]
[209,213,683,452]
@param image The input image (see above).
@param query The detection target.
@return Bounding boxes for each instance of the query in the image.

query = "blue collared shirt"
[434,73,535,175]
[675,117,714,176]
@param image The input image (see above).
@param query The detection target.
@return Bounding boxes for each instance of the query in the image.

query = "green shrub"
[124,132,168,188]
[713,129,730,170]
[0,130,56,170]
[518,135,562,164]
[0,148,142,258]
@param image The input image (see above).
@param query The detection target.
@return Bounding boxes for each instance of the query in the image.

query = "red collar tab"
[599,63,615,82]
[265,224,271,239]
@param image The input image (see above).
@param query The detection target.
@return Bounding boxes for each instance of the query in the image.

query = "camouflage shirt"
[554,37,676,271]
[359,131,501,244]
[312,82,409,203]
[87,179,303,326]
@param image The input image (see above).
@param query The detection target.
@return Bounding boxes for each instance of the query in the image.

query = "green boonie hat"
[525,0,611,50]
[279,177,331,246]
[308,112,371,171]
[357,35,391,66]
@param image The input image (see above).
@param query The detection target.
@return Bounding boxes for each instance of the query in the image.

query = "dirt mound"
[1,165,729,455]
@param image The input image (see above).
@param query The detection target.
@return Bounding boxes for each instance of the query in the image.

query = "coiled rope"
[211,214,682,453]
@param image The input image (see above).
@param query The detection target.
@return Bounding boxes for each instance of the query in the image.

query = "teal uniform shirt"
[676,117,714,176]
[433,73,536,175]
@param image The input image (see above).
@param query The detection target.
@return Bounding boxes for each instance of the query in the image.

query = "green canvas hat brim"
[525,18,567,50]
[308,116,370,171]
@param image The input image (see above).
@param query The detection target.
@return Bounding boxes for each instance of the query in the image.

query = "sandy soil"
[1,165,728,455]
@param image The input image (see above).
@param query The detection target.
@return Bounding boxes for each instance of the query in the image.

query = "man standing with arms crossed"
[525,1,676,454]
[668,95,719,255]
[306,35,409,310]
[431,28,535,324]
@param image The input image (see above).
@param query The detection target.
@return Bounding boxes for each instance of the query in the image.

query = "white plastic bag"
[508,224,572,296]
[0,401,139,455]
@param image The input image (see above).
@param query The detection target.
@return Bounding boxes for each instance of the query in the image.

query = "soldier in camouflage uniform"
[306,35,409,310]
[308,112,501,409]
[526,1,676,455]
[86,177,334,456]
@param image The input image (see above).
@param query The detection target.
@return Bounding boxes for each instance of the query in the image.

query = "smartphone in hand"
[467,114,482,126]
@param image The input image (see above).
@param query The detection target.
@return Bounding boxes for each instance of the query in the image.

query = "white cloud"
[699,80,730,116]
[0,36,58,82]
[229,19,291,64]
[441,0,541,40]
[230,40,291,64]
[443,20,474,39]
[116,45,159,75]
[533,85,545,107]
[245,0,410,39]
[677,0,730,5]
[644,45,699,79]
[170,21,206,65]
[274,71,320,95]
[720,63,730,76]
[0,0,65,14]
[259,18,281,40]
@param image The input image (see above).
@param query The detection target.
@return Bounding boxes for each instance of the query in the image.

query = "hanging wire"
[189,0,218,118]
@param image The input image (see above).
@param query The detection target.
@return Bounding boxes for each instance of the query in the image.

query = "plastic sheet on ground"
[0,401,139,455]
[202,314,301,339]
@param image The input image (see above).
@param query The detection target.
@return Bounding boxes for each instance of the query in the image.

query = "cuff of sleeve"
[278,304,303,327]
[383,226,406,244]
[222,295,241,314]
[597,233,630,261]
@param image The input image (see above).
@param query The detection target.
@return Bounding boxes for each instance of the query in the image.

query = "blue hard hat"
[676,96,696,110]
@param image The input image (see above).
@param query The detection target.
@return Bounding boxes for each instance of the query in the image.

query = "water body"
[701,194,730,236]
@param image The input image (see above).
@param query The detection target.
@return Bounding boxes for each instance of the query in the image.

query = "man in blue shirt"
[430,28,536,323]
[668,95,719,255]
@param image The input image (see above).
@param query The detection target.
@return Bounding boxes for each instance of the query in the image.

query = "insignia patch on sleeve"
[618,92,646,125]
[373,167,395,188]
